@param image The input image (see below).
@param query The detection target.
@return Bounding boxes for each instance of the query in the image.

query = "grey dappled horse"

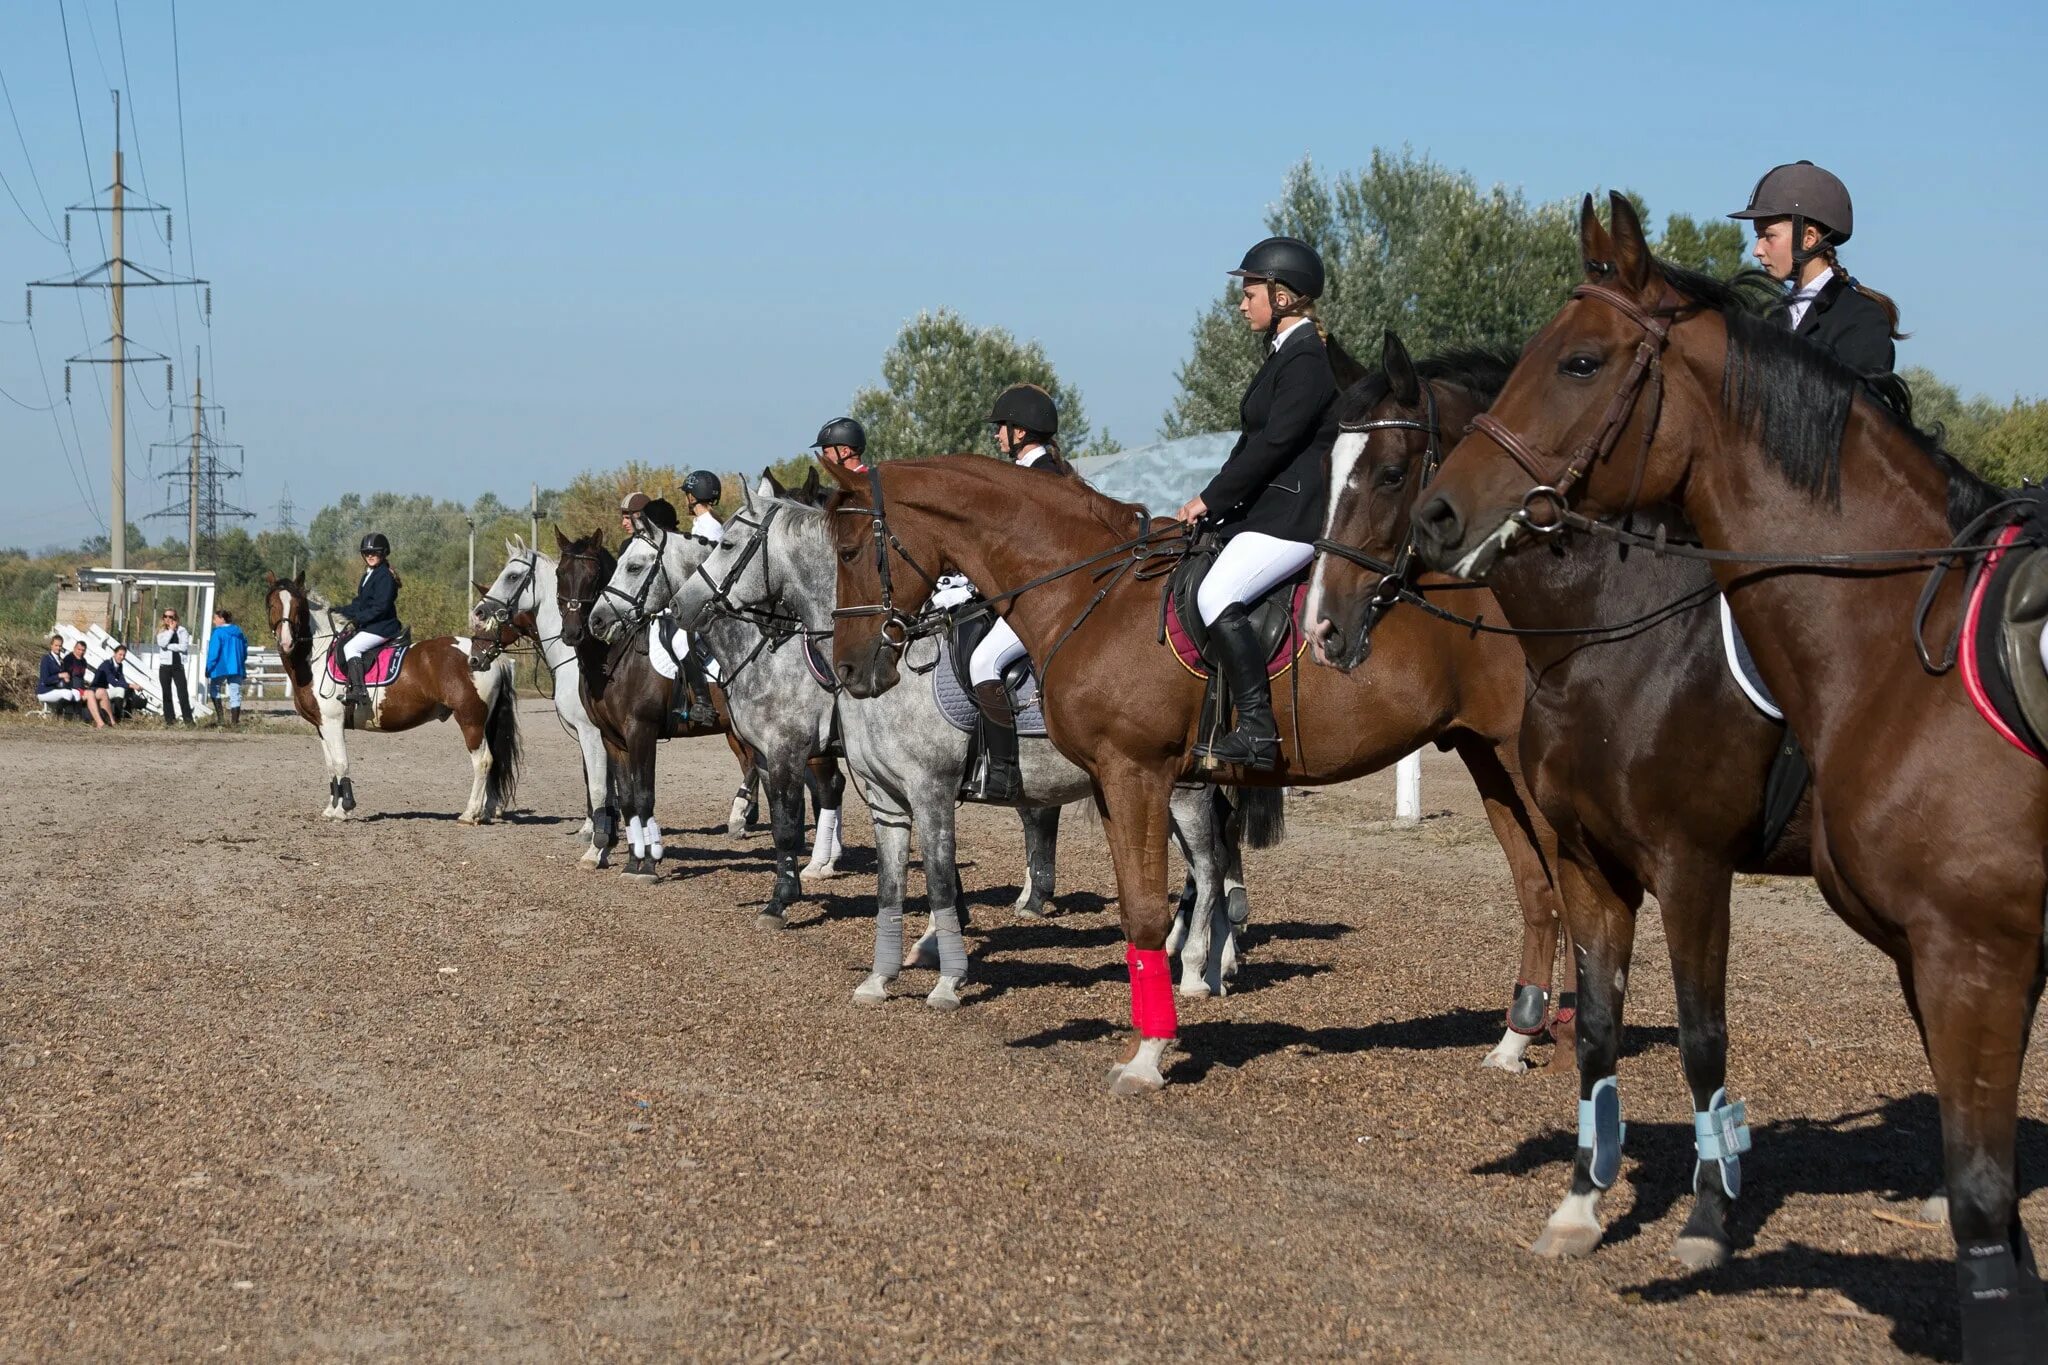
[589,517,842,926]
[668,476,1276,1009]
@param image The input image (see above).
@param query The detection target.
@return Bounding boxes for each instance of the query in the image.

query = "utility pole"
[148,364,246,577]
[466,516,477,599]
[187,358,202,573]
[30,93,207,638]
[529,482,539,550]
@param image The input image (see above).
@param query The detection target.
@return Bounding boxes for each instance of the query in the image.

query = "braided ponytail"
[1821,243,1907,340]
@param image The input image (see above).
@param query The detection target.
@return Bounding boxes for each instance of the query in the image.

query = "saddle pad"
[1164,581,1311,681]
[325,639,410,687]
[1962,523,2048,764]
[649,619,684,681]
[931,637,1047,737]
[1718,596,1783,721]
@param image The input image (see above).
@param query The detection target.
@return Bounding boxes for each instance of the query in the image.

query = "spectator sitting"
[36,634,85,717]
[205,608,249,728]
[65,640,113,729]
[91,643,133,722]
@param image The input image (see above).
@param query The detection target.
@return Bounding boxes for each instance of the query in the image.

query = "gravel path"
[1,702,2040,1361]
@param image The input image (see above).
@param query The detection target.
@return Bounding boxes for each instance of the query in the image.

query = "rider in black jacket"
[338,532,405,706]
[1729,161,1904,377]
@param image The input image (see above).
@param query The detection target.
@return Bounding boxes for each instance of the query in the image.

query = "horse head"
[265,568,311,657]
[552,529,616,649]
[473,538,545,636]
[587,522,711,644]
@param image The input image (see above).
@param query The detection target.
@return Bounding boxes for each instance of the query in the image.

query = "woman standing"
[1173,236,1339,770]
[1728,160,1904,376]
[156,607,195,726]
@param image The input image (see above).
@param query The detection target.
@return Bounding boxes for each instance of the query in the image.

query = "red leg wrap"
[1127,945,1177,1039]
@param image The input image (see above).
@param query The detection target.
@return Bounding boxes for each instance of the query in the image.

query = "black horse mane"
[1337,346,1523,419]
[1655,260,2004,532]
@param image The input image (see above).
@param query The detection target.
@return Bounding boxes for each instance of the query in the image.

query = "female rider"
[674,469,725,728]
[1173,236,1339,769]
[966,383,1075,800]
[338,532,405,708]
[1728,160,1903,377]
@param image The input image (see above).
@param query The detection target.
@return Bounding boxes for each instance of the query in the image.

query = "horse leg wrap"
[1508,980,1551,1035]
[327,777,340,806]
[1127,946,1177,1039]
[1692,1087,1751,1199]
[591,809,616,848]
[1577,1075,1626,1190]
[646,819,663,862]
[1552,991,1578,1029]
[338,777,357,812]
[626,816,645,858]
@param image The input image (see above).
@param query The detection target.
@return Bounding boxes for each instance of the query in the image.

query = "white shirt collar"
[1787,266,1834,327]
[1270,318,1314,353]
[1016,444,1048,468]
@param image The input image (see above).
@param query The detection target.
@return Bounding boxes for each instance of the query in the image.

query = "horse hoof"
[456,814,480,827]
[852,973,892,1006]
[1480,1034,1534,1074]
[622,871,658,886]
[1917,1193,1950,1226]
[1108,1063,1166,1098]
[753,911,788,932]
[1531,1217,1603,1259]
[1671,1235,1729,1272]
[925,976,965,1011]
[906,930,940,971]
[1010,899,1046,920]
[1177,976,1215,999]
[800,862,845,884]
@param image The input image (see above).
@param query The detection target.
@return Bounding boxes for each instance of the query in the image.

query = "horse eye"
[1559,354,1602,379]
[837,545,859,564]
[1376,464,1407,487]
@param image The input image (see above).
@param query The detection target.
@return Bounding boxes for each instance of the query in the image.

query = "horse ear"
[1608,190,1652,293]
[472,581,490,599]
[295,567,305,587]
[1381,330,1420,406]
[822,457,865,491]
[553,523,570,554]
[265,570,278,588]
[802,466,821,502]
[1579,193,1615,281]
[763,467,787,498]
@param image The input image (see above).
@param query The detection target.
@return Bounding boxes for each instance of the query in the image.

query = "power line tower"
[148,358,248,570]
[27,91,207,630]
[275,484,298,536]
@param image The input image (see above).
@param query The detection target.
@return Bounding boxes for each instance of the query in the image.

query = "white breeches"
[968,618,1029,687]
[341,630,390,662]
[37,689,84,703]
[1197,532,1316,625]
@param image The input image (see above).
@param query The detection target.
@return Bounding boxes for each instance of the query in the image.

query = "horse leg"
[319,720,353,819]
[1096,760,1178,1096]
[802,754,848,881]
[575,728,608,867]
[1911,924,2047,1362]
[1166,784,1223,997]
[727,732,759,838]
[453,692,491,826]
[910,791,968,1011]
[1011,804,1059,919]
[1531,852,1642,1259]
[853,786,914,1005]
[589,741,624,871]
[1218,787,1251,981]
[621,729,659,883]
[1656,858,1743,1271]
[1456,736,1565,1075]
[1893,957,1952,1224]
[753,755,807,928]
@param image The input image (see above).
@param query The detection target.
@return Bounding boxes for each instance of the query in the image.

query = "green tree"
[850,308,1118,461]
[1164,151,1756,437]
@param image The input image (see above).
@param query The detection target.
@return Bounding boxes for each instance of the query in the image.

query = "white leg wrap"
[626,815,646,858]
[646,818,663,861]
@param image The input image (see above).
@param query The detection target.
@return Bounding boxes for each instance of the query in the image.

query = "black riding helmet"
[986,383,1058,437]
[1228,236,1325,300]
[360,532,391,557]
[681,470,723,507]
[812,416,867,455]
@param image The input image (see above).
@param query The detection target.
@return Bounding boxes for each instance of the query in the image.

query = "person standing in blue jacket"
[206,607,249,728]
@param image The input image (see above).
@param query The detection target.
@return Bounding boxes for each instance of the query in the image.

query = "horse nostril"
[1416,495,1463,553]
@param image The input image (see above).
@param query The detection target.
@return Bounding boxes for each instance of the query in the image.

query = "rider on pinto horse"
[338,532,406,710]
[1173,236,1339,770]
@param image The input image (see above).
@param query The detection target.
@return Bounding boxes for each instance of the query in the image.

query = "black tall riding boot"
[1192,603,1281,770]
[344,653,371,712]
[682,651,717,729]
[971,681,1024,802]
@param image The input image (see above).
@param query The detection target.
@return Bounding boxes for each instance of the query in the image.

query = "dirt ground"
[1,700,2043,1363]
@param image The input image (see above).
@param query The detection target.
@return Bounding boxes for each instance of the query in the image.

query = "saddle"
[933,606,1048,738]
[1160,540,1311,682]
[326,628,413,688]
[1962,507,2048,763]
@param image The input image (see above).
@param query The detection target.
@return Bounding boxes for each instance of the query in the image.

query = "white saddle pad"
[1719,596,1782,721]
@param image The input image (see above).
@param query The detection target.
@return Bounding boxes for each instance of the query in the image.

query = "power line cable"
[168,0,215,406]
[112,0,184,377]
[58,0,115,432]
[0,59,64,239]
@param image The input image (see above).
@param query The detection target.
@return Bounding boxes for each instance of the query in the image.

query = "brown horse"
[263,570,522,822]
[1309,330,1815,1273]
[824,455,1569,1091]
[1411,192,2047,1361]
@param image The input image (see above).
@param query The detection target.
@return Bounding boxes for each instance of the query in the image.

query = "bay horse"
[263,570,522,823]
[676,476,1279,1005]
[551,530,842,886]
[1411,191,2046,1361]
[823,455,1567,1092]
[1307,330,1815,1271]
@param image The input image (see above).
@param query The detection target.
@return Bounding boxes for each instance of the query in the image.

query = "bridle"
[829,463,946,658]
[1467,279,1677,533]
[597,523,687,633]
[1317,380,1445,630]
[475,552,539,631]
[689,502,811,635]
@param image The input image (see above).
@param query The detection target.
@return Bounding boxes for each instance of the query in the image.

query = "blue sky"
[3,0,2043,550]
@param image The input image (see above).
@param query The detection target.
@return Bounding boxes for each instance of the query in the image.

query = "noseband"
[475,553,539,629]
[1466,281,1676,531]
[598,525,684,627]
[830,464,944,657]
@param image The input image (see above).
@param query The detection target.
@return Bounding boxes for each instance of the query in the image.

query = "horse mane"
[1337,346,1524,418]
[1654,259,2005,533]
[838,455,1158,541]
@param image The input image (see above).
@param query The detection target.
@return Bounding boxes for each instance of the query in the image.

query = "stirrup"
[1194,728,1281,770]
[976,757,1023,802]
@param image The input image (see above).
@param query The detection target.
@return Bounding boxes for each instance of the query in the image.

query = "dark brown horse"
[263,570,522,822]
[1308,330,1815,1272]
[824,455,1569,1091]
[1412,192,2047,1361]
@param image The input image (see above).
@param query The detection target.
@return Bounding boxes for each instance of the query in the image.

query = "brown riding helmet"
[619,491,652,516]
[1729,161,1854,244]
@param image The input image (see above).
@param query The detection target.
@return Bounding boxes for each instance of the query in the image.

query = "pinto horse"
[1308,331,1815,1271]
[263,570,522,822]
[824,455,1568,1091]
[1411,192,2047,1361]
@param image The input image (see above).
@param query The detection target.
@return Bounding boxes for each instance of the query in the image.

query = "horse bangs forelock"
[1337,345,1522,424]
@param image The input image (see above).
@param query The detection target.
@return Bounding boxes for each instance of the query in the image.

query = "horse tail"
[484,663,523,810]
[1233,785,1287,850]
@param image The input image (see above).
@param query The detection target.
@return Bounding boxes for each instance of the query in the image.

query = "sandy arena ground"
[1,699,2043,1362]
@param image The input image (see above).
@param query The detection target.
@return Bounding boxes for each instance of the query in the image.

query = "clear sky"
[3,0,2043,550]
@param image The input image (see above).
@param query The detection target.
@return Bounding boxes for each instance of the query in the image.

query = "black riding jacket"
[1199,324,1338,543]
[1788,274,1896,377]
